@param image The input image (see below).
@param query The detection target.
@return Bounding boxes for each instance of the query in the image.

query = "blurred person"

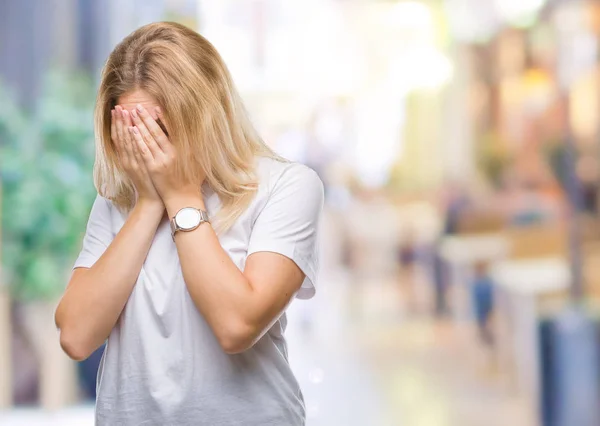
[398,230,418,270]
[431,246,450,318]
[470,261,494,346]
[430,183,471,318]
[54,22,324,426]
[442,181,471,235]
[396,228,420,315]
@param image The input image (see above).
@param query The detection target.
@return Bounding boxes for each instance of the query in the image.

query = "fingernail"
[131,109,138,119]
[155,106,162,115]
[122,110,129,119]
[136,104,144,112]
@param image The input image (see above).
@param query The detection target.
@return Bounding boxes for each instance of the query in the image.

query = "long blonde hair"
[94,21,281,232]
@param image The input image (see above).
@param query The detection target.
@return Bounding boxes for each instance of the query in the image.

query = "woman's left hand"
[128,104,201,206]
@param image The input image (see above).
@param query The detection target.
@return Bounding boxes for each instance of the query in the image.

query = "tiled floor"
[0,270,530,426]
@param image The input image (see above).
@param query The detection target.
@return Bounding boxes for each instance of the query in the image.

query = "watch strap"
[198,209,210,223]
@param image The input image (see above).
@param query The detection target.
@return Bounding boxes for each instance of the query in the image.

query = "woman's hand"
[112,105,163,207]
[127,104,202,210]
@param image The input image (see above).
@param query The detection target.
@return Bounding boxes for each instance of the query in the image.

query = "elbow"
[58,328,94,361]
[55,307,89,361]
[216,321,259,355]
[55,300,100,361]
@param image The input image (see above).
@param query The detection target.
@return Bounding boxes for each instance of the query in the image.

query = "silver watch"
[170,207,210,239]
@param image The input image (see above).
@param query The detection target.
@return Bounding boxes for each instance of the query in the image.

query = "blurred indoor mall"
[2,0,600,425]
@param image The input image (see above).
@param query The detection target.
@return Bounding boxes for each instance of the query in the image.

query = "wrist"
[164,190,206,218]
[134,197,165,216]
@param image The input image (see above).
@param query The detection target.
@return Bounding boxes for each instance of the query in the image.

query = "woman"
[55,22,323,425]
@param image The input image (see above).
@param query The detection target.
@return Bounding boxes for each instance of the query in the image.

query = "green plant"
[1,70,97,300]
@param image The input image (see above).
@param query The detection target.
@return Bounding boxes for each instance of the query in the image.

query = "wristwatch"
[170,207,210,240]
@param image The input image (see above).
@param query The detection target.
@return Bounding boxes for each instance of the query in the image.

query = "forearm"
[179,225,254,321]
[56,200,164,359]
[166,196,259,347]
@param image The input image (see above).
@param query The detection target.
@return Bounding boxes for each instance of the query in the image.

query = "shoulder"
[92,193,114,212]
[88,193,119,224]
[255,156,324,199]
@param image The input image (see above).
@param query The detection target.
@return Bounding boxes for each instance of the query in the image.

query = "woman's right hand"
[112,105,163,207]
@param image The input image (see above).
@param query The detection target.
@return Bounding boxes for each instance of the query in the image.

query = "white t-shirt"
[73,156,324,425]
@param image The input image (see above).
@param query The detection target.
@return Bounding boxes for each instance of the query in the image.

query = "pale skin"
[55,89,305,359]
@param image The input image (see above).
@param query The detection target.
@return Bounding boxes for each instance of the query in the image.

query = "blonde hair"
[94,21,282,232]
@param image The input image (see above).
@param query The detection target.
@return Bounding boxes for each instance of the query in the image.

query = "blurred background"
[2,0,600,425]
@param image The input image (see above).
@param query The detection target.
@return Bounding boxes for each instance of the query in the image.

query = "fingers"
[131,136,146,172]
[129,126,154,167]
[114,106,125,146]
[112,108,129,168]
[129,127,152,181]
[112,107,132,168]
[124,111,146,172]
[112,106,153,192]
[121,109,137,163]
[117,110,136,168]
[130,105,164,158]
[121,110,134,146]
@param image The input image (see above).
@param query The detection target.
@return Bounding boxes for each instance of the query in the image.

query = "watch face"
[175,208,201,230]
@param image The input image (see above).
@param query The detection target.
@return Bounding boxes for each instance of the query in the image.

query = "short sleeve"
[247,164,324,299]
[73,194,115,269]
